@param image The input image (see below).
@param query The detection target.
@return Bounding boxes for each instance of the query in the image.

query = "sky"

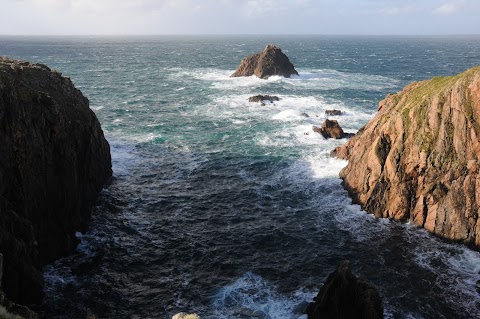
[1,0,479,35]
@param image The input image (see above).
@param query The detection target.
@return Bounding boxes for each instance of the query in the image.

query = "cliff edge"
[334,66,480,247]
[0,57,112,305]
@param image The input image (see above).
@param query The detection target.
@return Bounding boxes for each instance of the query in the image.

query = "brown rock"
[333,66,480,247]
[231,45,298,79]
[306,260,383,319]
[313,119,349,139]
[0,57,112,304]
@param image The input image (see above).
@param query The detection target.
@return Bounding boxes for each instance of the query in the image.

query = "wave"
[211,272,312,319]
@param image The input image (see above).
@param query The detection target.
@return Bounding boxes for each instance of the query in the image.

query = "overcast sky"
[2,0,479,35]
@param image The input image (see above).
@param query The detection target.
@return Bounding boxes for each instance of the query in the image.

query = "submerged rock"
[231,45,298,79]
[306,260,383,319]
[313,119,352,139]
[333,66,480,247]
[0,57,112,304]
[325,109,343,116]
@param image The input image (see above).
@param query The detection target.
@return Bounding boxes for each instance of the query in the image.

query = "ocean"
[1,35,480,318]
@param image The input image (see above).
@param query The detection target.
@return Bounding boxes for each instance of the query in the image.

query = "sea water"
[1,35,480,318]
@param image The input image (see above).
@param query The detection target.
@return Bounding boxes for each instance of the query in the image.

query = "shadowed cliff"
[0,57,112,305]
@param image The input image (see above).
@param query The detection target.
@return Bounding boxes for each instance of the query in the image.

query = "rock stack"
[231,45,298,79]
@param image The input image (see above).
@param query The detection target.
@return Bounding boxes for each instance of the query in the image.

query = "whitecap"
[211,272,313,319]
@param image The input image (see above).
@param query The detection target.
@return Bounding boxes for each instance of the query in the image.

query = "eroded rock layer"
[334,66,480,247]
[0,57,112,304]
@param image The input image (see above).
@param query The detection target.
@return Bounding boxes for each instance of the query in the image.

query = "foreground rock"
[0,57,112,304]
[313,119,353,139]
[248,95,280,105]
[306,260,383,319]
[231,45,298,79]
[333,66,480,247]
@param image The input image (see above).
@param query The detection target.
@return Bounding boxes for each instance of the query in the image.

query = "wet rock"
[0,57,112,304]
[301,112,309,118]
[313,119,348,139]
[306,260,383,319]
[333,66,480,247]
[231,45,298,79]
[248,95,280,104]
[325,109,343,116]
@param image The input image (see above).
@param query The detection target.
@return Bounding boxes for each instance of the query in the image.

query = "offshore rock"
[333,66,480,247]
[306,260,383,319]
[248,95,280,103]
[313,119,352,139]
[0,57,112,304]
[325,109,343,116]
[231,45,298,79]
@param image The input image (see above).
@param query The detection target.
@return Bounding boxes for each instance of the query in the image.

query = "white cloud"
[433,0,464,15]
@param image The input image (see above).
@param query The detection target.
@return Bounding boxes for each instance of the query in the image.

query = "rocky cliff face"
[0,57,112,304]
[333,66,480,247]
[231,45,298,79]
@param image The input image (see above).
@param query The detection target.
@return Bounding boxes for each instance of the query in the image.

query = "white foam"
[211,272,314,319]
[109,139,136,176]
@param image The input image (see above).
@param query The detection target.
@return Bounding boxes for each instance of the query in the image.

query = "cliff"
[231,45,298,79]
[0,57,112,305]
[333,66,480,247]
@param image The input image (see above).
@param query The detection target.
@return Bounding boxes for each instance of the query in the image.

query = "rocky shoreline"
[334,66,480,248]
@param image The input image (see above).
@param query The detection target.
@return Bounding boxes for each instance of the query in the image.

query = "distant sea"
[2,35,480,319]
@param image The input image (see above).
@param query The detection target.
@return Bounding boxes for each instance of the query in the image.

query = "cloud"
[433,0,464,15]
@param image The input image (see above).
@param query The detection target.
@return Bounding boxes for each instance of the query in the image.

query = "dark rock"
[231,45,298,79]
[248,95,280,104]
[325,109,343,116]
[313,119,347,139]
[0,57,112,304]
[301,113,309,118]
[306,260,383,319]
[0,253,3,287]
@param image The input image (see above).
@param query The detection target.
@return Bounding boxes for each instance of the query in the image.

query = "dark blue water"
[1,35,480,319]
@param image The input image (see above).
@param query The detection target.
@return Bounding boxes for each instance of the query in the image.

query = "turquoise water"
[2,35,480,318]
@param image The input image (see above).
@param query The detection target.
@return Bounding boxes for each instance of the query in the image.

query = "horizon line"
[1,33,480,37]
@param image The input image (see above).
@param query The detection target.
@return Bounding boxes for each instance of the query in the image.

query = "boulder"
[231,45,298,79]
[313,119,352,139]
[325,109,343,116]
[333,66,480,247]
[0,57,112,304]
[306,260,383,319]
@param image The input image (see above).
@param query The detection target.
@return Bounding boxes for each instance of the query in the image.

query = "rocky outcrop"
[248,95,280,104]
[313,119,353,139]
[231,45,298,79]
[306,260,383,319]
[0,57,112,304]
[333,66,480,247]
